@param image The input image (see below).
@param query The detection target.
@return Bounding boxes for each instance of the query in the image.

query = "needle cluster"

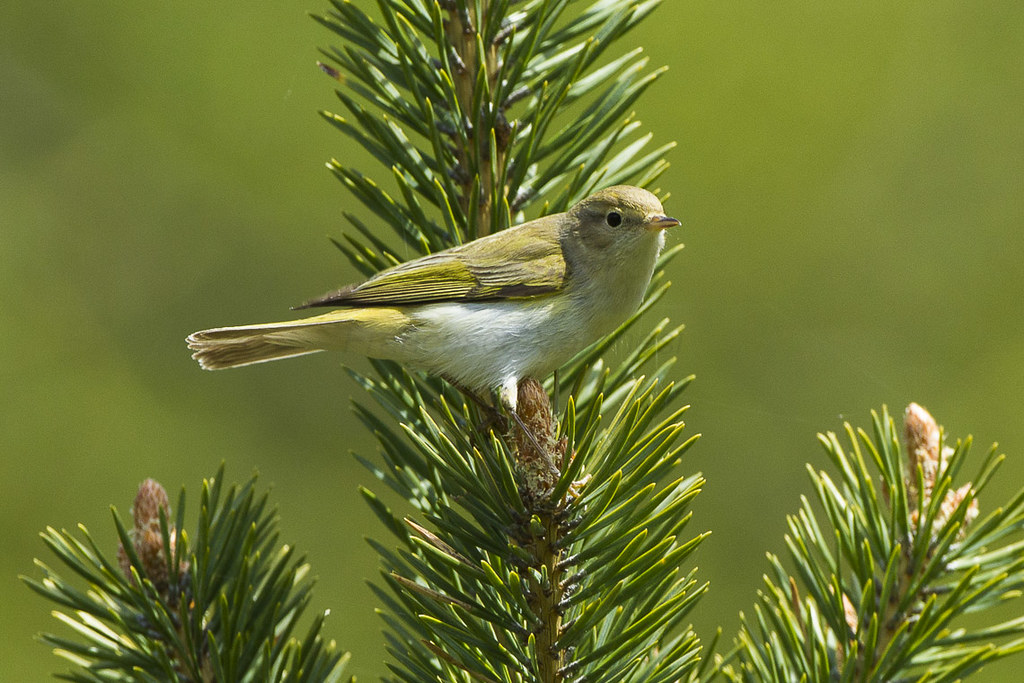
[708,405,1024,682]
[311,0,674,267]
[23,469,349,682]
[313,0,702,678]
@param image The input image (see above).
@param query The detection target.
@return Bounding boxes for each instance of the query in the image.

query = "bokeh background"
[3,1,1023,680]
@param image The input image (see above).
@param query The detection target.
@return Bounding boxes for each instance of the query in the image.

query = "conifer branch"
[313,0,704,676]
[707,405,1024,682]
[313,0,673,261]
[23,469,350,682]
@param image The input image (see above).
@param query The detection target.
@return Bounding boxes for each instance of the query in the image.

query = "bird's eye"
[606,211,622,227]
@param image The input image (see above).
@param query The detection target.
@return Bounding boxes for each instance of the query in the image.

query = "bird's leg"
[442,376,509,433]
[443,376,548,459]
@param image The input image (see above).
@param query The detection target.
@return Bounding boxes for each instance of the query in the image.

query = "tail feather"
[187,327,324,370]
[187,308,411,370]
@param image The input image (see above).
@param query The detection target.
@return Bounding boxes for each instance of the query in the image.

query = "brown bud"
[514,378,561,498]
[137,528,169,588]
[903,404,980,542]
[905,404,939,466]
[133,478,170,531]
[904,403,943,507]
[120,478,184,592]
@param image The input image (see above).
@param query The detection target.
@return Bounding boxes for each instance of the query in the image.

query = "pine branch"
[707,405,1024,682]
[354,363,704,681]
[312,0,672,256]
[313,0,701,678]
[338,243,701,681]
[23,469,351,682]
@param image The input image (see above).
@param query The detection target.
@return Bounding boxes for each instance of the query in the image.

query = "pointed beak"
[646,214,681,232]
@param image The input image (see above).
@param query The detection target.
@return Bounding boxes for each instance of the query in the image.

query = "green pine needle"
[710,407,1024,682]
[23,468,350,682]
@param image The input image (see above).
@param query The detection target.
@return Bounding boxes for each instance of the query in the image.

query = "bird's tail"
[186,309,406,370]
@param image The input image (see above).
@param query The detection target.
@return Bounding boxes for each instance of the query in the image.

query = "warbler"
[187,185,680,409]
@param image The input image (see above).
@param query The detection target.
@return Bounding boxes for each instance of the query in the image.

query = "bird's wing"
[298,222,567,308]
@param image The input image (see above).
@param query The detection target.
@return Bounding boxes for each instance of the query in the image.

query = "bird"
[187,185,679,411]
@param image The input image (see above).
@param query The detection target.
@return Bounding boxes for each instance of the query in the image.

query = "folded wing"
[297,221,568,308]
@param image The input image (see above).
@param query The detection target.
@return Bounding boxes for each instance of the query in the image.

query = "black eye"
[606,211,622,227]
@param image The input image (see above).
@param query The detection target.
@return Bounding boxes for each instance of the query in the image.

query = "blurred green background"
[3,1,1023,680]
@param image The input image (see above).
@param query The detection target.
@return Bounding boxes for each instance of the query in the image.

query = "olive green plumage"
[295,220,568,308]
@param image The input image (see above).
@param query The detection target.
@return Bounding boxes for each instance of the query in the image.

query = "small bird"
[187,185,679,410]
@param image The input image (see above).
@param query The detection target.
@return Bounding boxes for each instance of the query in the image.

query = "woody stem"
[444,0,507,237]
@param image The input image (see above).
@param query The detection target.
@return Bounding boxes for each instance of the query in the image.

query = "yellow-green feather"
[299,217,568,307]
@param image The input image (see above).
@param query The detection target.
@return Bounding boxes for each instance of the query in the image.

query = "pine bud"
[133,478,170,532]
[903,403,979,540]
[514,378,563,499]
[118,478,185,592]
[904,403,942,507]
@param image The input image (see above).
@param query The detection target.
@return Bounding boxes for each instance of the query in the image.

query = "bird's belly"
[398,299,583,392]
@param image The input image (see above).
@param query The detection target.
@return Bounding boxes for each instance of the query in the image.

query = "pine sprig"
[353,364,704,681]
[313,0,672,255]
[711,405,1024,682]
[23,468,350,682]
[312,0,700,679]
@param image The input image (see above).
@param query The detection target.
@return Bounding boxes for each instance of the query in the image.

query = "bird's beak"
[646,214,681,232]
